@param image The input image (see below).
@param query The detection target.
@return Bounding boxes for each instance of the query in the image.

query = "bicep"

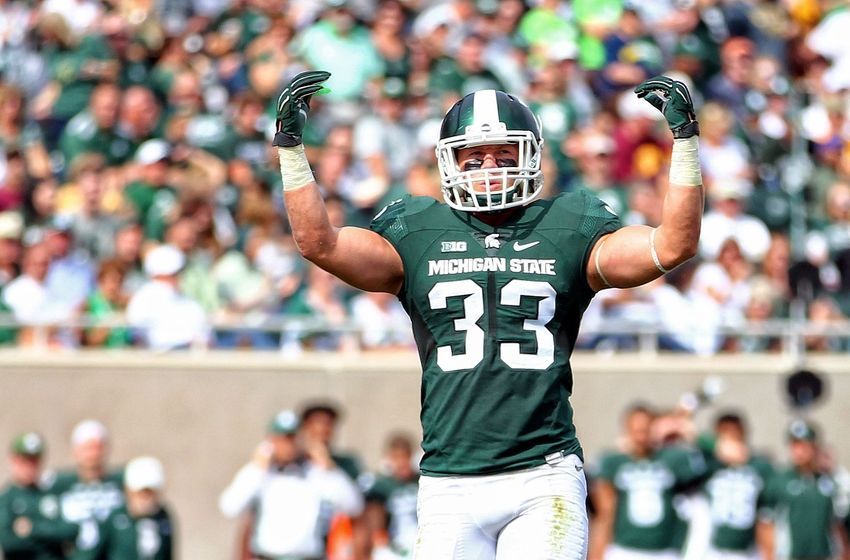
[587,226,663,292]
[321,227,404,294]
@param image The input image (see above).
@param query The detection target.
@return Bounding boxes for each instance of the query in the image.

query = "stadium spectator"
[112,223,145,294]
[0,0,846,351]
[59,83,126,170]
[706,37,755,121]
[0,211,22,287]
[0,432,79,560]
[219,409,363,560]
[0,84,51,180]
[81,456,174,560]
[123,139,178,242]
[699,182,772,264]
[292,1,383,105]
[1,241,72,345]
[126,244,209,351]
[43,219,95,315]
[83,259,131,348]
[281,264,356,352]
[115,86,160,153]
[350,290,414,350]
[58,157,124,261]
[0,150,30,213]
[55,420,124,560]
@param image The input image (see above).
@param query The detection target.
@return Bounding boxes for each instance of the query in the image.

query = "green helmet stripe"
[472,90,500,127]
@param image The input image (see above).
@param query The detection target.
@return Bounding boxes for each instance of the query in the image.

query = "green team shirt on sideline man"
[76,505,173,560]
[370,190,620,476]
[52,469,124,558]
[0,482,78,560]
[364,474,419,555]
[704,456,774,553]
[596,446,706,551]
[765,467,839,560]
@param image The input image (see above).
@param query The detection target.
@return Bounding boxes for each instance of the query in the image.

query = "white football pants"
[413,453,588,560]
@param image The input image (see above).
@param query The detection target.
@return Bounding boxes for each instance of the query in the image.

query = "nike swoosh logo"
[513,241,540,252]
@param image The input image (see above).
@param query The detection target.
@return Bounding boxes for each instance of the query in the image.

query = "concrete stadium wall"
[0,351,849,559]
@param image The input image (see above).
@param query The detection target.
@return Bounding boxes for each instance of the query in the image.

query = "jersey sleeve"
[658,445,707,488]
[369,195,439,248]
[555,190,623,294]
[596,452,622,483]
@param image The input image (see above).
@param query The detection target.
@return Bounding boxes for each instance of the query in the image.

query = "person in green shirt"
[83,259,131,348]
[300,402,363,482]
[34,13,118,148]
[291,3,384,102]
[363,434,419,559]
[122,140,179,242]
[764,421,845,560]
[429,33,506,97]
[59,83,132,170]
[53,420,125,560]
[0,432,79,560]
[78,457,173,560]
[590,404,706,560]
[701,412,774,559]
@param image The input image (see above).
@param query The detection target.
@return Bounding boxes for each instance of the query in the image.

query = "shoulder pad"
[370,195,439,243]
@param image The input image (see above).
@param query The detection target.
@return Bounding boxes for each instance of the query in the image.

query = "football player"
[274,71,703,559]
[589,405,707,560]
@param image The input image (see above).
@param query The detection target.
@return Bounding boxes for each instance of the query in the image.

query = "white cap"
[71,419,108,446]
[124,456,165,491]
[546,41,578,62]
[0,211,23,239]
[584,133,615,155]
[143,245,185,277]
[617,90,665,121]
[805,231,829,263]
[135,139,170,165]
[712,178,753,200]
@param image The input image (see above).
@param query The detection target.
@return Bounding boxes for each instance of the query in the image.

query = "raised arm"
[274,71,404,294]
[588,76,703,292]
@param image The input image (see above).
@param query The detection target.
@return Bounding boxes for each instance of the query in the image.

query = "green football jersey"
[77,505,173,560]
[53,470,124,558]
[764,467,838,560]
[705,456,774,552]
[370,191,621,475]
[597,447,706,551]
[0,482,78,560]
[364,474,419,554]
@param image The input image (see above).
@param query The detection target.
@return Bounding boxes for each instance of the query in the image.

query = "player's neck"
[471,207,522,226]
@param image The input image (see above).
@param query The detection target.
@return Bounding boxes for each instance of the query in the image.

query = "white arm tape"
[278,145,315,191]
[594,236,613,289]
[650,228,670,273]
[669,136,702,187]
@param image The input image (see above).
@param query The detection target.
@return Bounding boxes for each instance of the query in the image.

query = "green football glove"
[634,76,699,139]
[273,70,331,148]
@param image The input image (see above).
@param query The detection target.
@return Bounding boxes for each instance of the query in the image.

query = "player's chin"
[470,182,497,194]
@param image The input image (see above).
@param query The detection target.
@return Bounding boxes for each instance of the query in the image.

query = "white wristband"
[669,136,702,187]
[278,145,315,191]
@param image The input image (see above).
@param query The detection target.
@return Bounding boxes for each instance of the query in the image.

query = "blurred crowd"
[6,401,850,560]
[2,0,850,351]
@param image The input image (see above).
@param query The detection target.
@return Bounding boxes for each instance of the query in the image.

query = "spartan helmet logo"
[485,233,501,248]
